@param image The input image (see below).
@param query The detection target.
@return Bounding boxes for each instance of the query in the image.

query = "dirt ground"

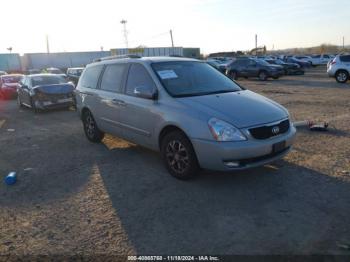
[0,67,349,258]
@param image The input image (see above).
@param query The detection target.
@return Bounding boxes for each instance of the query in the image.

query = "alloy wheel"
[166,140,190,174]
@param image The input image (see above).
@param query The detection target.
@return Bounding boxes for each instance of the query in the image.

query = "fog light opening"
[224,161,240,168]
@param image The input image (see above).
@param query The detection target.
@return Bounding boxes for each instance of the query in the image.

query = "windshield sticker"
[157,70,178,80]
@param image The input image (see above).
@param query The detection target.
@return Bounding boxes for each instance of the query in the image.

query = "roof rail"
[93,54,141,62]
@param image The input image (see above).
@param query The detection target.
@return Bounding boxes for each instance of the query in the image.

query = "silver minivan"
[75,56,296,179]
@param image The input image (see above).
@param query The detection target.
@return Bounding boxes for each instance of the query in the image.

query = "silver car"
[327,54,350,83]
[75,56,296,179]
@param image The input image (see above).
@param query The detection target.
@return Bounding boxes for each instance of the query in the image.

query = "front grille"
[249,119,290,140]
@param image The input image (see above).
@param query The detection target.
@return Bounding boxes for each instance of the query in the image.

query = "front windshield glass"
[31,75,66,86]
[152,61,241,97]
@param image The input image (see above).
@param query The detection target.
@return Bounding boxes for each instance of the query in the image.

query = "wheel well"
[158,125,187,149]
[81,107,90,120]
[335,69,349,76]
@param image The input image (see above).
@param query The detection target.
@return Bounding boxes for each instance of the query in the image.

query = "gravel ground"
[0,67,349,259]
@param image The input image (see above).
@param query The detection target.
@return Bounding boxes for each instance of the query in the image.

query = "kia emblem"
[272,126,280,135]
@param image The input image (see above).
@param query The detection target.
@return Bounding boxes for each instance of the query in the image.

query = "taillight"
[330,59,336,65]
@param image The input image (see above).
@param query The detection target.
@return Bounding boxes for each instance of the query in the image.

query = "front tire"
[17,95,24,108]
[30,98,39,113]
[82,110,104,143]
[161,131,199,180]
[335,70,349,83]
[258,71,268,81]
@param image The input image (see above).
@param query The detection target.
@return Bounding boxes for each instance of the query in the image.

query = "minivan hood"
[178,90,288,128]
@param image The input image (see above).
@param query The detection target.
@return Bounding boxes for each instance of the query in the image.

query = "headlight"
[208,118,246,142]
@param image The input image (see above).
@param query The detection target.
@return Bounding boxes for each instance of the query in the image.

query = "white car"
[309,54,333,66]
[327,54,350,83]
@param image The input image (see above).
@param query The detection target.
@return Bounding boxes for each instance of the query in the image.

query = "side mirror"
[134,85,158,100]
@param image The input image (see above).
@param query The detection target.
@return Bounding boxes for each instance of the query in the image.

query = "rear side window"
[340,55,350,62]
[125,64,156,96]
[100,64,126,93]
[79,65,103,89]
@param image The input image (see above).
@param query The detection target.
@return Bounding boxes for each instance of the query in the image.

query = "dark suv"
[226,58,284,81]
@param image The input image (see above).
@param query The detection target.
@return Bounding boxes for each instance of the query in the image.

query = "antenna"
[120,20,129,48]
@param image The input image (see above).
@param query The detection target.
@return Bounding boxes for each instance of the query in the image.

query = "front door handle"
[112,99,126,106]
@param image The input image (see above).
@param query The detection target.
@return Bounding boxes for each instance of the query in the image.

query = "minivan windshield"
[152,61,241,97]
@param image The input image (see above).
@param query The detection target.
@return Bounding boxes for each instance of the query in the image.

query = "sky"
[0,0,349,55]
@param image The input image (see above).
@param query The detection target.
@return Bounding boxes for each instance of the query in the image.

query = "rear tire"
[258,71,268,81]
[335,70,349,83]
[82,110,104,143]
[161,131,199,180]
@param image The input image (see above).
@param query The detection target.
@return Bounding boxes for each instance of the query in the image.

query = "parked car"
[294,55,313,64]
[67,67,84,85]
[206,60,226,74]
[27,69,41,75]
[265,59,304,75]
[226,58,284,80]
[75,56,296,179]
[285,57,311,68]
[44,67,64,74]
[0,71,8,76]
[327,54,350,83]
[309,54,332,66]
[0,74,23,99]
[17,74,75,112]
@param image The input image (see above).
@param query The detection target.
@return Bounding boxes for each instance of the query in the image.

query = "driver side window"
[125,64,156,97]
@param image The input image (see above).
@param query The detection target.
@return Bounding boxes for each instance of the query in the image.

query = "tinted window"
[100,64,126,93]
[323,55,329,58]
[126,64,156,96]
[152,61,241,97]
[340,55,350,62]
[80,65,103,89]
[234,59,249,66]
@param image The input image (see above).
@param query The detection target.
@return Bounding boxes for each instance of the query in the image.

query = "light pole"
[120,20,129,49]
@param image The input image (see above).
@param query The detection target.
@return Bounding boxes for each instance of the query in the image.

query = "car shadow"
[92,140,350,255]
[1,129,349,255]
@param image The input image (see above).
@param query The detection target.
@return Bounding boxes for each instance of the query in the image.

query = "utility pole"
[255,34,257,56]
[46,34,50,54]
[343,36,345,50]
[170,30,174,47]
[170,29,174,55]
[120,20,128,49]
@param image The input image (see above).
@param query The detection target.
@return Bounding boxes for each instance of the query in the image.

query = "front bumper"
[34,97,75,110]
[191,126,296,171]
[0,88,17,98]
